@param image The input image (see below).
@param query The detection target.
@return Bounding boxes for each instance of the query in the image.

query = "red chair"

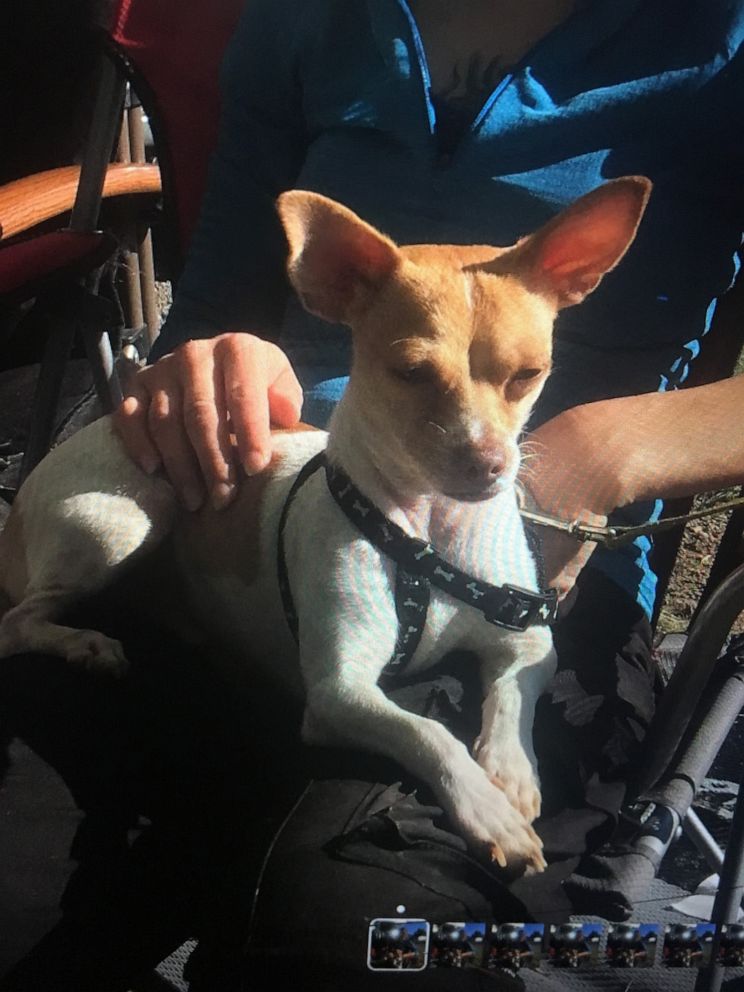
[0,0,243,482]
[109,0,247,265]
[0,103,160,481]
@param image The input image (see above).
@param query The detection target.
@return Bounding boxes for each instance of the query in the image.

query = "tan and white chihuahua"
[0,177,650,872]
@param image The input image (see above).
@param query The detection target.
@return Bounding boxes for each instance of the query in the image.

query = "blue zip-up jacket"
[153,0,744,617]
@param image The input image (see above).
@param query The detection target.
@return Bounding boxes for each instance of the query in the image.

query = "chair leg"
[116,92,160,354]
[81,326,123,413]
[69,57,127,234]
[19,315,77,483]
[694,771,744,992]
[137,226,160,350]
[19,286,123,483]
[633,562,744,796]
[684,807,725,874]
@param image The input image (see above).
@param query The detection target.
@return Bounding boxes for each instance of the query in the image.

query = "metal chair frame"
[0,45,162,483]
[608,560,744,991]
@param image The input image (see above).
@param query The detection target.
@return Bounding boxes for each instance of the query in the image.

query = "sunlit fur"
[343,246,554,503]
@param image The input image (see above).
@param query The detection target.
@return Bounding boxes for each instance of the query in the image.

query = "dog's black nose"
[462,445,506,485]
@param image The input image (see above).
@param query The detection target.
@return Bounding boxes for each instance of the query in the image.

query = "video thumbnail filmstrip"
[605,923,660,968]
[367,919,429,971]
[487,923,544,971]
[717,923,744,967]
[428,922,486,968]
[547,923,603,968]
[662,922,716,968]
[366,917,744,973]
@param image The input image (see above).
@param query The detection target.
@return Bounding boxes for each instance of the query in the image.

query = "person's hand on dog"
[114,332,303,511]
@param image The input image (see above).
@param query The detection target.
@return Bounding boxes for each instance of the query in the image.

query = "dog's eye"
[511,368,543,383]
[506,367,546,400]
[392,364,433,385]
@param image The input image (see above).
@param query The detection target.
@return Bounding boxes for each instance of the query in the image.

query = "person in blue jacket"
[2,3,744,991]
[135,0,744,623]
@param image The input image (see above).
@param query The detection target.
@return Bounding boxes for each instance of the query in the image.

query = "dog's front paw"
[444,760,546,874]
[61,629,129,676]
[473,738,542,824]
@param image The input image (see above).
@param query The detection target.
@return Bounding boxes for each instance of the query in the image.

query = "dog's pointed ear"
[492,177,652,308]
[277,191,401,324]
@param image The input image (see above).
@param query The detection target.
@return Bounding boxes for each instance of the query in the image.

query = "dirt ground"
[656,359,744,637]
[658,490,744,637]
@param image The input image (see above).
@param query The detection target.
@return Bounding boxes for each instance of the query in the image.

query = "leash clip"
[566,520,620,546]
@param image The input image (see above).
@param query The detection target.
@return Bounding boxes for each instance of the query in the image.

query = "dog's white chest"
[395,493,543,671]
[284,477,542,683]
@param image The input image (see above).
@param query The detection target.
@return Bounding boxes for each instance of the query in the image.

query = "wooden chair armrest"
[0,163,162,241]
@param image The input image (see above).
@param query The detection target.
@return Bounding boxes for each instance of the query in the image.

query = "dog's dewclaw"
[490,843,508,868]
[527,823,543,847]
[533,845,547,867]
[489,774,507,791]
[527,848,548,875]
[532,852,548,873]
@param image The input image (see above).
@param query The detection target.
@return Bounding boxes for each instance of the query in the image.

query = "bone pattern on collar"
[324,459,558,633]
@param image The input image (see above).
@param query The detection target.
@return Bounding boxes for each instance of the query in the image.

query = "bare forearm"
[611,376,744,504]
[527,376,744,520]
[520,376,744,599]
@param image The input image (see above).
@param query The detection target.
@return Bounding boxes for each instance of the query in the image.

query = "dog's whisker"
[519,439,542,455]
[520,437,547,453]
[426,420,448,435]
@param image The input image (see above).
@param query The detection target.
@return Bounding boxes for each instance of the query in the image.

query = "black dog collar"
[324,460,558,631]
[277,452,558,684]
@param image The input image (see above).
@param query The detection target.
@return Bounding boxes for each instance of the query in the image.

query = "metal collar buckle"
[484,584,558,632]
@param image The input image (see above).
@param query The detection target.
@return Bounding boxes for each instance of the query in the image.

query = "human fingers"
[116,334,300,509]
[145,377,204,511]
[220,336,294,475]
[116,346,224,510]
[113,376,162,476]
[178,340,237,509]
[267,356,304,427]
